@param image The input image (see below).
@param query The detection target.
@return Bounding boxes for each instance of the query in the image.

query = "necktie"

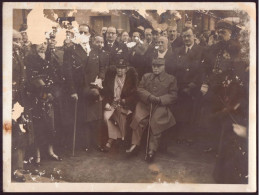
[186,47,190,54]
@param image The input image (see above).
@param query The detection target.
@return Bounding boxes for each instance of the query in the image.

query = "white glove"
[200,84,209,95]
[233,123,247,138]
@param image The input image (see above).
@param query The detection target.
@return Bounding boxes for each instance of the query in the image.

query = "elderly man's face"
[144,29,153,43]
[121,32,129,42]
[152,64,165,75]
[132,32,141,43]
[106,27,117,43]
[36,41,48,54]
[157,36,168,52]
[94,36,104,50]
[79,25,90,36]
[182,29,195,47]
[218,28,232,42]
[168,26,177,41]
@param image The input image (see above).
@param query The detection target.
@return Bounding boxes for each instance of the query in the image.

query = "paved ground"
[20,127,218,183]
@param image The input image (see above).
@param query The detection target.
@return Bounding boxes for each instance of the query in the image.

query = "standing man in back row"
[103,26,129,66]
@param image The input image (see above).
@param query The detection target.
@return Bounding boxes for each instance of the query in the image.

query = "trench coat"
[130,71,178,135]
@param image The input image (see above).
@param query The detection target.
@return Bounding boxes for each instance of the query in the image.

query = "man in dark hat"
[101,59,138,152]
[126,58,177,162]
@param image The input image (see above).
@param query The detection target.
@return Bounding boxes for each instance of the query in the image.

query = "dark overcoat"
[130,71,178,135]
[83,48,108,123]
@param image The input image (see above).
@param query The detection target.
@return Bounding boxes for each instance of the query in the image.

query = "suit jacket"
[131,71,178,135]
[102,66,138,111]
[103,40,129,66]
[174,43,204,93]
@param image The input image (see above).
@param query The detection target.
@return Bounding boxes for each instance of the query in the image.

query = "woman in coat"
[101,59,138,151]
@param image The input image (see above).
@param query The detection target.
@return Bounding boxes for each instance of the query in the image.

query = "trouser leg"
[149,131,162,152]
[12,147,25,171]
[131,118,149,146]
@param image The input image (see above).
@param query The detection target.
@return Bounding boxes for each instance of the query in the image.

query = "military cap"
[152,58,165,66]
[216,20,234,31]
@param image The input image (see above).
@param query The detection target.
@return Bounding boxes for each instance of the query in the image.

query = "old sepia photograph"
[2,2,256,192]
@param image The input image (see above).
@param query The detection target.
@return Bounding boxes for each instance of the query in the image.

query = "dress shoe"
[34,157,41,167]
[126,144,139,155]
[96,145,105,152]
[145,150,155,162]
[13,170,26,182]
[49,154,62,161]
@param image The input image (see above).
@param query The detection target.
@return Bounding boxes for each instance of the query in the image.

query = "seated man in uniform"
[126,58,178,162]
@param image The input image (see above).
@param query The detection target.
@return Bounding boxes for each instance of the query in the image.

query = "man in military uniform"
[12,30,29,182]
[103,26,129,66]
[126,58,178,162]
[63,24,92,150]
[83,35,108,151]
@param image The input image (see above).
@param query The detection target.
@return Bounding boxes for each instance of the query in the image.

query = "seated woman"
[101,59,138,151]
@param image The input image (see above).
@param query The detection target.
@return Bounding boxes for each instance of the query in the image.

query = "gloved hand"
[120,99,126,105]
[71,93,78,100]
[148,95,161,105]
[89,88,100,97]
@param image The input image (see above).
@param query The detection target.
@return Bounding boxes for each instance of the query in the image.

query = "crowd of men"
[12,18,248,184]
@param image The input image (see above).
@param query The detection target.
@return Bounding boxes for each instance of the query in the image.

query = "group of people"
[12,18,248,184]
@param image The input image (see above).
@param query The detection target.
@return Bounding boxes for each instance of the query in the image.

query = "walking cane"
[72,98,78,156]
[145,103,153,161]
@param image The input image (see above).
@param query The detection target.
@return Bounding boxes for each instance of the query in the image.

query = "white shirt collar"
[158,49,168,58]
[185,43,194,53]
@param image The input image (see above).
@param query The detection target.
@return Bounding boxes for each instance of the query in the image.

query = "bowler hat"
[152,58,165,66]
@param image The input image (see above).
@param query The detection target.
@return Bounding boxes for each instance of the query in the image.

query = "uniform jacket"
[103,40,129,66]
[63,43,88,95]
[102,66,138,112]
[131,71,178,135]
